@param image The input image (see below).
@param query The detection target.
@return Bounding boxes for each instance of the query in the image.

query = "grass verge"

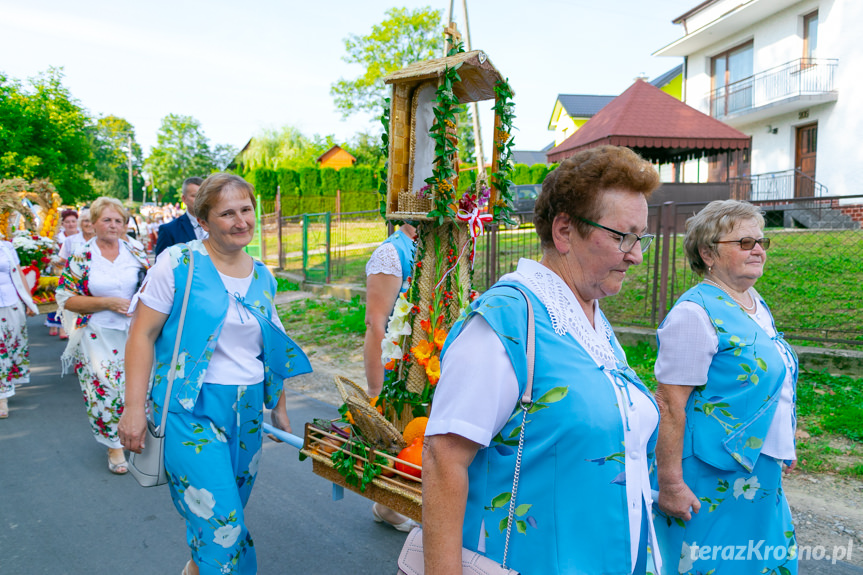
[625,341,863,477]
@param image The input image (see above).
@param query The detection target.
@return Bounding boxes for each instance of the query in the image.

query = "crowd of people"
[1,149,801,574]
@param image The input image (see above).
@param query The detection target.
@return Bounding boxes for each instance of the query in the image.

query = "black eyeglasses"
[578,217,654,253]
[714,237,771,251]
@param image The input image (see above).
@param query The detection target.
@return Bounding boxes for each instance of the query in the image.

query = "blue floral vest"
[441,282,659,575]
[670,283,798,472]
[380,228,416,294]
[150,242,312,418]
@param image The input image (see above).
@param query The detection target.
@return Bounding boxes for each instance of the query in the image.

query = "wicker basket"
[301,423,422,522]
[397,189,433,216]
[334,375,408,449]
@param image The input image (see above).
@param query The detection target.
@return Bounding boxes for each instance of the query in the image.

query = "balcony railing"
[709,58,838,119]
[729,168,827,202]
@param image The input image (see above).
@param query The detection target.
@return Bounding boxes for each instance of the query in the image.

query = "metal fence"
[260,197,863,348]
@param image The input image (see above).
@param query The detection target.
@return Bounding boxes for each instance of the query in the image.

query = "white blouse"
[365,242,401,277]
[59,232,86,260]
[0,242,20,307]
[87,243,144,331]
[135,254,286,386]
[655,294,797,460]
[427,258,659,572]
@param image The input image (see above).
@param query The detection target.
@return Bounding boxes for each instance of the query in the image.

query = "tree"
[330,7,443,119]
[211,143,239,171]
[91,115,145,201]
[0,68,95,202]
[237,126,334,172]
[344,130,386,168]
[144,114,217,202]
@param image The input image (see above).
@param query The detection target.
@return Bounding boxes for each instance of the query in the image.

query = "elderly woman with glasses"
[653,199,798,575]
[422,146,663,574]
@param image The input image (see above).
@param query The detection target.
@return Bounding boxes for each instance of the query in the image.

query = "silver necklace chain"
[702,278,757,312]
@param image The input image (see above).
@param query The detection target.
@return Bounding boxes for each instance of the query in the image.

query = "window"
[803,11,818,61]
[711,41,754,116]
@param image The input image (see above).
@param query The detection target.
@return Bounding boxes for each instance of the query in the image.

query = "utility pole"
[127,135,133,203]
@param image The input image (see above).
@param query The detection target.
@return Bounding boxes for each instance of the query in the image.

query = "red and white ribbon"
[432,208,493,293]
[456,207,493,263]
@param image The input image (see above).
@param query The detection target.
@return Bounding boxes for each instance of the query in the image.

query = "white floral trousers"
[165,383,264,575]
[0,303,30,399]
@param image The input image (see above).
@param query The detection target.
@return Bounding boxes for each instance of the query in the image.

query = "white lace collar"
[500,258,618,370]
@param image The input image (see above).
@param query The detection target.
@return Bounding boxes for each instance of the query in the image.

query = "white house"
[655,0,863,203]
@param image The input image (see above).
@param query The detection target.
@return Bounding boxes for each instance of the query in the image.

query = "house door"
[795,123,817,197]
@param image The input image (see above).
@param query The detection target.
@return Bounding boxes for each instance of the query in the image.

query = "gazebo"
[547,79,750,168]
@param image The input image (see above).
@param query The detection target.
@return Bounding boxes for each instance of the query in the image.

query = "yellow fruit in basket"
[403,416,428,445]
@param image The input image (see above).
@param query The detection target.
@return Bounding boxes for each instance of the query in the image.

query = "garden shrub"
[249,168,278,198]
[457,167,477,191]
[299,167,321,196]
[512,163,532,185]
[278,169,300,196]
[320,168,339,196]
[529,164,550,185]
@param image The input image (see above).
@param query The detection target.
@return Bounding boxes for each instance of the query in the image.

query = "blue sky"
[1,0,697,158]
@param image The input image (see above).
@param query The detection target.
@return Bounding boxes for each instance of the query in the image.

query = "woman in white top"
[0,239,39,418]
[423,146,663,574]
[55,197,149,474]
[119,174,311,575]
[653,200,798,574]
[46,209,81,337]
[56,208,95,268]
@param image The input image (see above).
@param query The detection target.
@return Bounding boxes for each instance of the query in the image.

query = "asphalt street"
[0,317,406,574]
[2,316,861,574]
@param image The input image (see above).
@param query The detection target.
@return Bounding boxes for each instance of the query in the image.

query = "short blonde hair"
[90,197,129,223]
[684,200,765,275]
[194,173,256,223]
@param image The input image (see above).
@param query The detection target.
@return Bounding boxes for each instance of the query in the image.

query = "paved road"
[2,316,861,574]
[0,317,405,574]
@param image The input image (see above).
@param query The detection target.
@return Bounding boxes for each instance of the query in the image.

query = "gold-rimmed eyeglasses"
[578,217,655,253]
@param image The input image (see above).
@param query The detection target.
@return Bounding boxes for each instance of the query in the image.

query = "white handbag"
[128,249,194,487]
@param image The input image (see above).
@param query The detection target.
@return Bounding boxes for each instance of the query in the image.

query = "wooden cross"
[444,22,462,53]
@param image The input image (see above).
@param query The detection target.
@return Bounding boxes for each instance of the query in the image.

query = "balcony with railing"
[708,58,838,125]
[729,168,826,202]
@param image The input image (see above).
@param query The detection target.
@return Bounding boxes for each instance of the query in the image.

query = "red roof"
[547,79,750,164]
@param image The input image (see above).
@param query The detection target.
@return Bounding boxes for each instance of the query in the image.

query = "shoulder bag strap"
[156,248,195,437]
[501,286,535,568]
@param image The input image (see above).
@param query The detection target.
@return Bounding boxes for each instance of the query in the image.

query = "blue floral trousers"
[165,383,265,575]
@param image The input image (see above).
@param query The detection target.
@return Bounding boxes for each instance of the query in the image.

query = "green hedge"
[299,167,321,196]
[512,163,532,185]
[244,162,550,213]
[320,168,339,196]
[278,170,300,196]
[275,192,380,215]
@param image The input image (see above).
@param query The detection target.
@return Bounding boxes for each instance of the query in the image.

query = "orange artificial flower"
[384,359,396,371]
[420,318,432,334]
[411,340,435,366]
[425,355,441,386]
[434,329,447,351]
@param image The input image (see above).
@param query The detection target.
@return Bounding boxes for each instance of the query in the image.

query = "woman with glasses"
[423,146,663,574]
[653,200,798,575]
